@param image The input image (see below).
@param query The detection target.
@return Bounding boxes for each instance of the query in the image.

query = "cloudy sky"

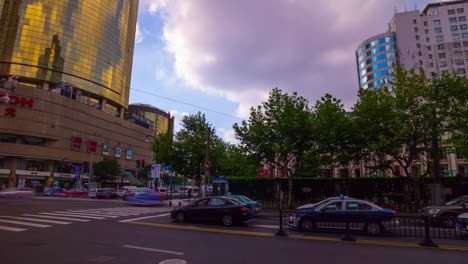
[130,0,437,143]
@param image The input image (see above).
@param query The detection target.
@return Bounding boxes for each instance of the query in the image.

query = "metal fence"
[271,211,468,245]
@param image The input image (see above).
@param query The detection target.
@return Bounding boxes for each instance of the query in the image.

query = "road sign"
[151,164,161,179]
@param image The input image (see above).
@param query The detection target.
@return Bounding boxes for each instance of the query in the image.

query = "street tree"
[233,88,315,206]
[313,94,362,178]
[93,157,120,187]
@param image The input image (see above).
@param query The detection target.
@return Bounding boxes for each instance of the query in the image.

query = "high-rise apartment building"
[355,0,467,178]
[357,0,468,90]
[0,1,155,189]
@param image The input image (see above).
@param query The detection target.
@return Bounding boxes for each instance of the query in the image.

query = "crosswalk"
[0,207,169,233]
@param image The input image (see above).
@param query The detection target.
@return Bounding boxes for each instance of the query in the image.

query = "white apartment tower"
[356,0,468,90]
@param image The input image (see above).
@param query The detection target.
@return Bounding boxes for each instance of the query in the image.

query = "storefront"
[0,169,10,190]
[15,170,50,191]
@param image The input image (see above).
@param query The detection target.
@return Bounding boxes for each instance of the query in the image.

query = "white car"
[0,188,35,198]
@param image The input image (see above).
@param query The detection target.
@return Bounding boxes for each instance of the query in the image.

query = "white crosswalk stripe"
[22,214,90,222]
[0,216,72,225]
[0,219,51,228]
[0,206,170,233]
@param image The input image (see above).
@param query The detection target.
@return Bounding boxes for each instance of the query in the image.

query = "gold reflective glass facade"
[0,0,138,108]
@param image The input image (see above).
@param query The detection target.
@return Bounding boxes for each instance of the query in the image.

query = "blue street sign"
[164,165,172,171]
[212,177,227,183]
[74,165,81,175]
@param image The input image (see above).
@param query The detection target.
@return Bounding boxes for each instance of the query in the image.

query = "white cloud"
[140,0,170,15]
[155,68,168,80]
[152,0,433,114]
[169,109,189,132]
[135,23,144,44]
[217,128,238,144]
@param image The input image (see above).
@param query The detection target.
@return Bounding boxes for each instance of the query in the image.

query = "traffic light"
[136,159,140,168]
[140,159,145,168]
[196,179,201,185]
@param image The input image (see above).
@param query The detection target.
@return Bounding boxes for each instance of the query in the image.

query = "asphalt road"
[0,198,467,264]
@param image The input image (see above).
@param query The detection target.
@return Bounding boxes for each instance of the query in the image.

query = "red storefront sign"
[0,93,33,117]
[71,137,82,150]
[88,141,97,153]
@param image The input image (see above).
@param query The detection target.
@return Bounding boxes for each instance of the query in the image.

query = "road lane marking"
[0,219,51,228]
[0,225,27,232]
[126,221,275,237]
[39,213,105,220]
[123,245,184,256]
[119,213,170,223]
[22,214,90,222]
[125,221,468,251]
[0,216,71,225]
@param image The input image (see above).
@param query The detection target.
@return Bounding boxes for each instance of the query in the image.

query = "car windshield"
[240,196,252,202]
[445,196,468,205]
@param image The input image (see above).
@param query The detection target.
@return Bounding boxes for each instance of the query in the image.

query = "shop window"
[19,159,48,171]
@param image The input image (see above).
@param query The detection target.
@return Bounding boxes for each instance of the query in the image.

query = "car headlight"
[428,209,440,214]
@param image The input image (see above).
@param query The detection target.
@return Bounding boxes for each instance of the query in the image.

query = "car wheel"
[222,215,234,226]
[441,213,457,228]
[299,218,315,232]
[175,212,185,223]
[366,222,382,235]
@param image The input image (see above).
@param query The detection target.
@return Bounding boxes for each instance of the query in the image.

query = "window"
[413,19,417,24]
[346,202,372,211]
[193,198,209,206]
[439,53,446,59]
[0,133,16,143]
[434,27,442,33]
[451,25,459,31]
[437,44,445,50]
[463,33,468,38]
[458,68,466,74]
[460,16,467,22]
[427,46,432,51]
[461,24,468,30]
[436,36,444,41]
[429,54,433,59]
[208,198,226,206]
[453,34,461,40]
[450,17,457,23]
[426,37,430,42]
[424,21,428,26]
[22,136,45,146]
[457,8,464,14]
[440,61,448,67]
[454,42,462,48]
[322,201,343,211]
[425,29,429,34]
[417,43,421,48]
[415,35,419,40]
[449,9,456,15]
[455,59,464,65]
[434,19,441,25]
[430,62,435,68]
[464,41,468,47]
[414,27,418,32]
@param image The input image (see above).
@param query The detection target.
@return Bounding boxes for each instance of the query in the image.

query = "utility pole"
[204,127,211,197]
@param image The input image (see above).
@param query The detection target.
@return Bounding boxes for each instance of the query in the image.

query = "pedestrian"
[188,188,192,200]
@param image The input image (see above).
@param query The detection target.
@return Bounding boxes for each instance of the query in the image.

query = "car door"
[207,198,229,221]
[315,201,344,229]
[187,198,210,221]
[344,201,374,230]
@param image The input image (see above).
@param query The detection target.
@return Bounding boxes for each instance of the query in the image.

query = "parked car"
[41,188,65,196]
[0,188,35,198]
[223,194,262,214]
[289,197,398,235]
[422,195,468,227]
[171,197,252,226]
[95,188,118,199]
[455,212,468,234]
[296,196,353,210]
[63,188,87,197]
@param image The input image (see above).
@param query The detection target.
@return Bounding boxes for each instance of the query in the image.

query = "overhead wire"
[130,88,243,120]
